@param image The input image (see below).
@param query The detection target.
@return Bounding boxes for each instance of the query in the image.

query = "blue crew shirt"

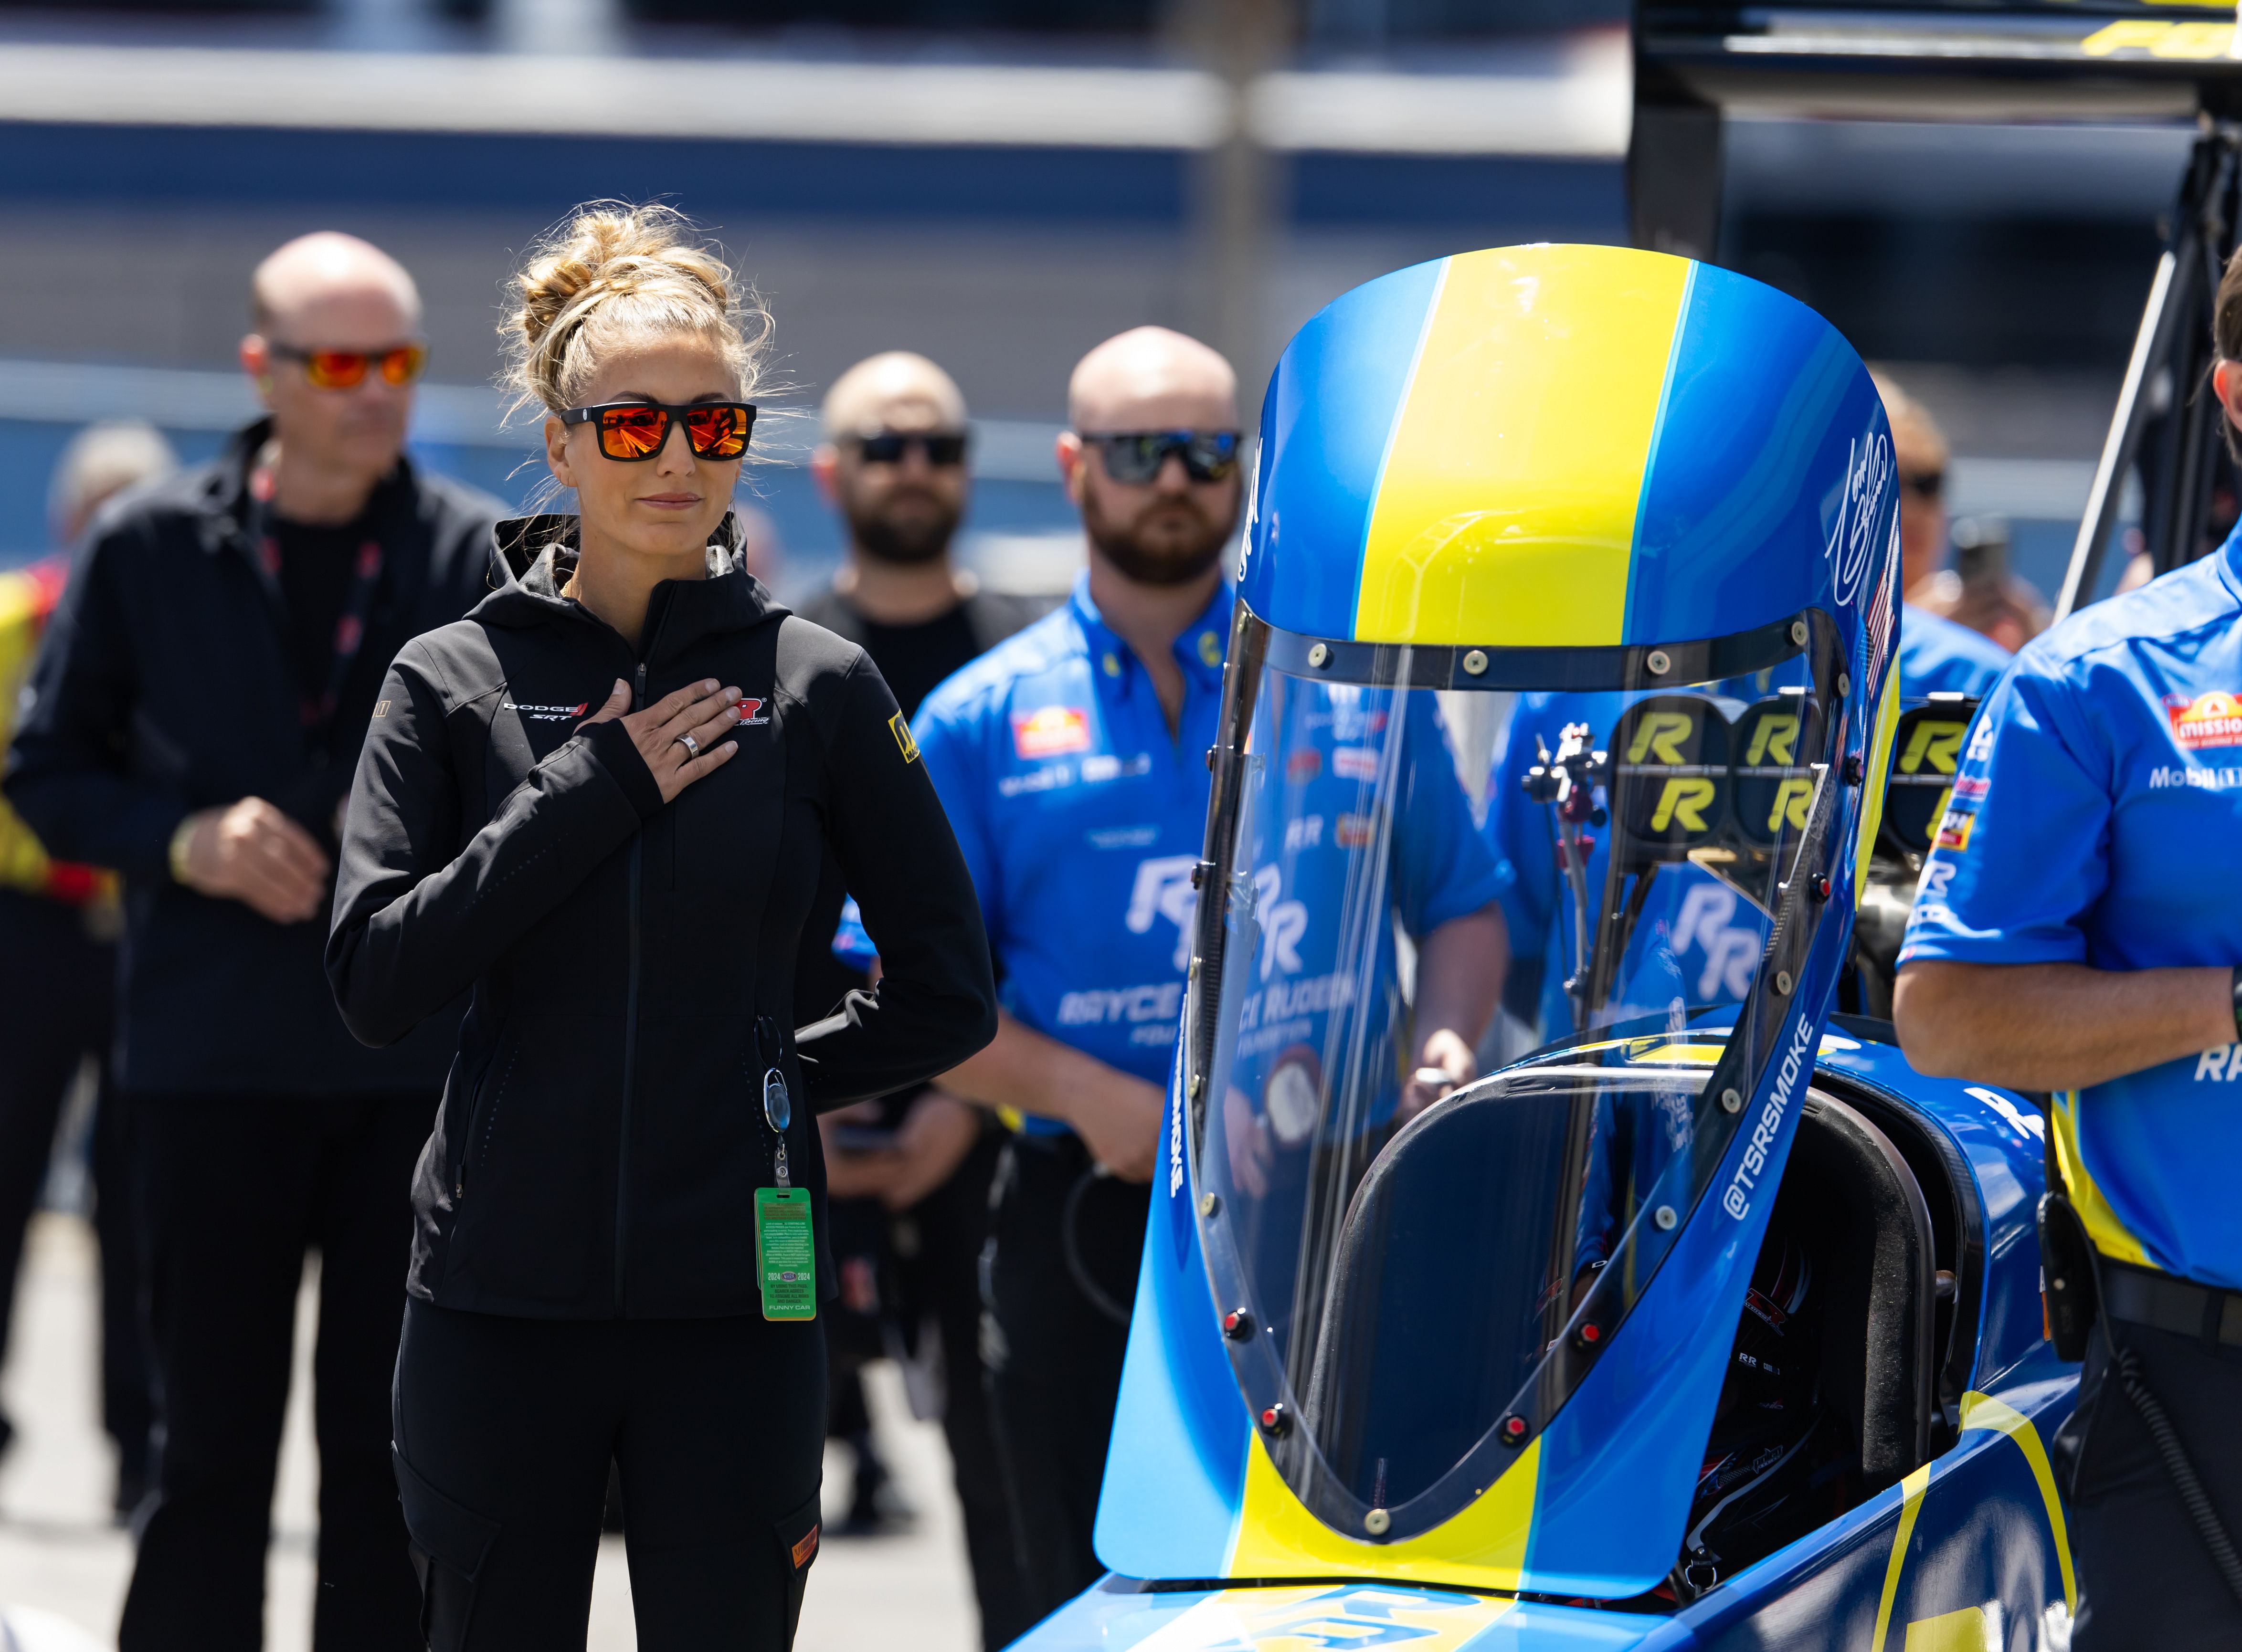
[1900,526,2242,1288]
[914,575,1505,1136]
[1899,601,2010,701]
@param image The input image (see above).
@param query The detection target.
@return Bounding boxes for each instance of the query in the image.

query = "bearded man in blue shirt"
[914,326,1509,1620]
[1896,257,2242,1650]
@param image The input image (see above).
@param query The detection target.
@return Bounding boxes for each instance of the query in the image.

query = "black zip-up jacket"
[325,517,998,1318]
[3,420,502,1096]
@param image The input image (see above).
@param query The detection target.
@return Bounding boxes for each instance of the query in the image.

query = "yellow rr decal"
[1897,719,1966,776]
[1627,711,1693,765]
[1652,778,1715,831]
[1766,777,1814,833]
[1745,713,1797,766]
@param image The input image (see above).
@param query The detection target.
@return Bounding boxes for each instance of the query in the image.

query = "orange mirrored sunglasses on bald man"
[270,342,428,390]
[560,401,757,463]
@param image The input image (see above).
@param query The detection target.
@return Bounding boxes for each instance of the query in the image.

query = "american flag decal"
[1862,523,1896,692]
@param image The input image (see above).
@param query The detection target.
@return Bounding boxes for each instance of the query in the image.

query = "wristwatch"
[2231,964,2242,1044]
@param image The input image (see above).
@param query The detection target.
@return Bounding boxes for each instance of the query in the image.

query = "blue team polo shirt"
[1901,525,2242,1288]
[915,574,1506,1137]
[1899,601,2011,701]
[913,577,1232,1132]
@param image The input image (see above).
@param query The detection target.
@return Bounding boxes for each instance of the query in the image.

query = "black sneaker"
[838,1434,916,1535]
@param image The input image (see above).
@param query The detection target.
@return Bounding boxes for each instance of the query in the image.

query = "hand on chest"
[489,663,790,868]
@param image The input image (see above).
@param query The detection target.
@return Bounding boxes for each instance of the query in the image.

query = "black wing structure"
[1633,0,2242,607]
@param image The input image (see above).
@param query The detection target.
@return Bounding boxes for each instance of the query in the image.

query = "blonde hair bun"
[505,201,768,416]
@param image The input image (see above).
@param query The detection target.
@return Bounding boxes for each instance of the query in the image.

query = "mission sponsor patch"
[1012,705,1091,758]
[2168,691,2242,750]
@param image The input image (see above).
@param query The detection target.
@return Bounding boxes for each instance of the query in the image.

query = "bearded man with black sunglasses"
[6,231,500,1651]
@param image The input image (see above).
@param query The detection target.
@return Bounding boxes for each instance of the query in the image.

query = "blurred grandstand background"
[0,0,2173,611]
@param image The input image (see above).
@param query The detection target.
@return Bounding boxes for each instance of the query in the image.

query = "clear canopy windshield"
[1186,612,1845,1543]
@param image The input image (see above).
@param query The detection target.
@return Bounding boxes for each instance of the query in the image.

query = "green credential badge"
[755,1187,816,1321]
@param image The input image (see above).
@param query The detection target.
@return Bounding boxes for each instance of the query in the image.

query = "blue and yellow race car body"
[1021,1035,2076,1651]
[1007,244,2080,1652]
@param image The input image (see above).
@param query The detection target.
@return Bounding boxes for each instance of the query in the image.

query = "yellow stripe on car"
[1352,245,1691,648]
[1227,1431,1538,1591]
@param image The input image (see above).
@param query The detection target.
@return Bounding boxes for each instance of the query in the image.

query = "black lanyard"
[245,465,387,742]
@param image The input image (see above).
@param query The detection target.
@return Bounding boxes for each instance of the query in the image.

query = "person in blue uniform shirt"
[1893,257,2242,1651]
[914,325,1510,1620]
[1483,376,2010,1043]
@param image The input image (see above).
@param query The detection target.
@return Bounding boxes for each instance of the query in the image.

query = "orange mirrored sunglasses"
[271,342,428,390]
[560,401,757,463]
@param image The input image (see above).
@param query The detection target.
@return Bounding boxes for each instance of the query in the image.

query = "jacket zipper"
[454,1068,489,1200]
[614,656,649,1314]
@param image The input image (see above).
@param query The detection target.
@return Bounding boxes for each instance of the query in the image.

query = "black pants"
[392,1297,827,1650]
[2056,1310,2242,1649]
[0,890,144,1477]
[908,1126,1032,1650]
[121,1091,433,1652]
[984,1135,1147,1624]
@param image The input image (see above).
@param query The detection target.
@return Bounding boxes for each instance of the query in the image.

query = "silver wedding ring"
[675,733,701,758]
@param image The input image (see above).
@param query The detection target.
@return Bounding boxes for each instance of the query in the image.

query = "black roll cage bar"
[1632,0,2242,610]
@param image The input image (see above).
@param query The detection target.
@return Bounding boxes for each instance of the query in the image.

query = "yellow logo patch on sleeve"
[890,711,920,765]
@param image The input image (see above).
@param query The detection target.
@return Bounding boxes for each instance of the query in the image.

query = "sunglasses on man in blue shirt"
[1086,430,1241,485]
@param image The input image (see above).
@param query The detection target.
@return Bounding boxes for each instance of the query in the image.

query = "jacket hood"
[476,511,790,661]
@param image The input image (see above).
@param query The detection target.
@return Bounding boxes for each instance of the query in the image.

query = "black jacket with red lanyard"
[325,516,998,1318]
[4,420,502,1097]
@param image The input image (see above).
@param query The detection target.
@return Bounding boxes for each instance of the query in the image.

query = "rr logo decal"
[1745,713,1798,766]
[1651,778,1715,832]
[1627,711,1694,765]
[1766,777,1814,833]
[1898,719,1967,776]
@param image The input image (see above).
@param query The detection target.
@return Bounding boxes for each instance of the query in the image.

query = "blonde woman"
[327,204,996,1647]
